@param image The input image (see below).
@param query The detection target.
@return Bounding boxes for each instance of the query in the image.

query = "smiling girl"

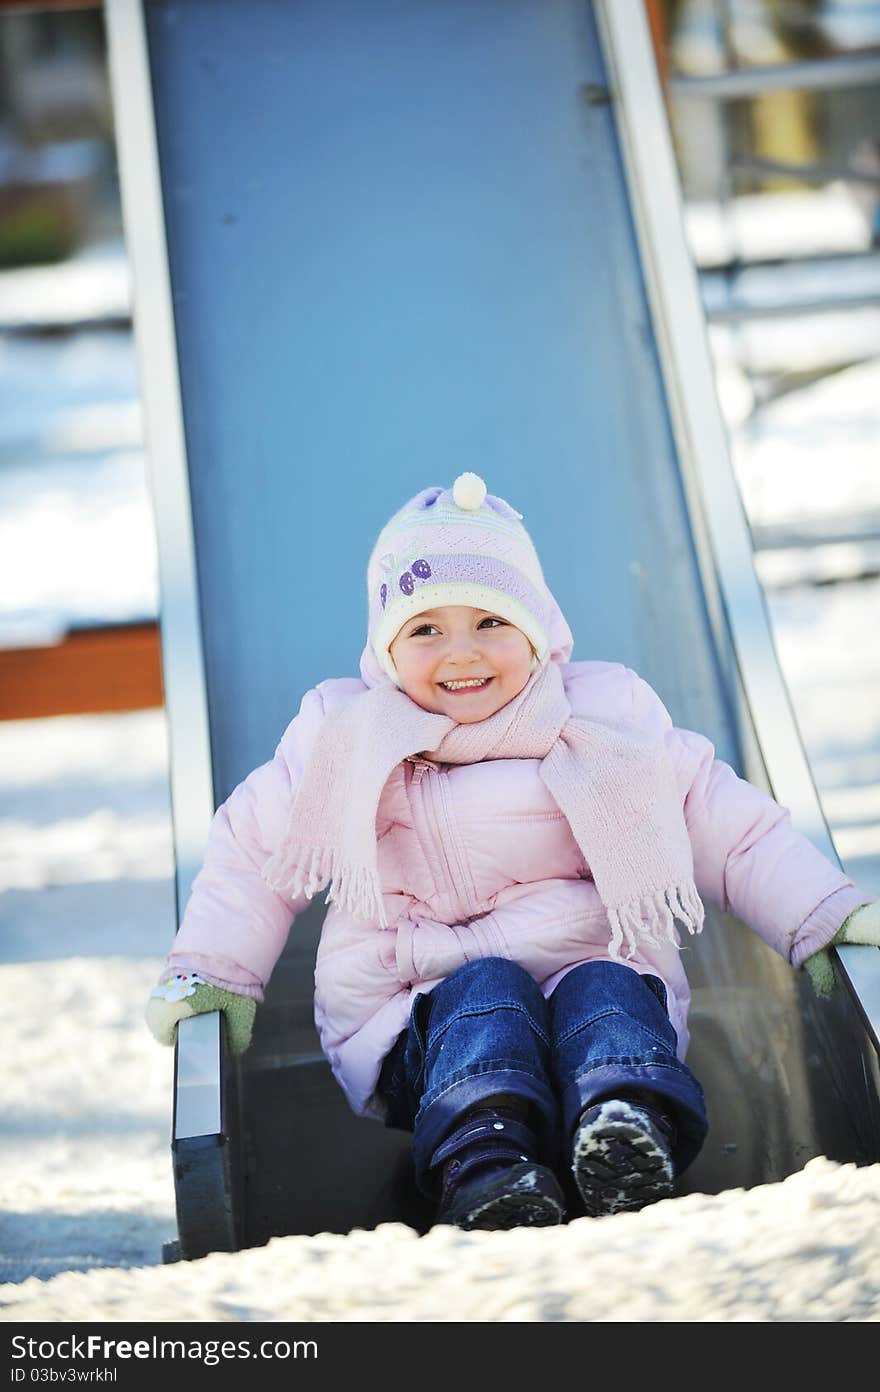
[147,473,880,1230]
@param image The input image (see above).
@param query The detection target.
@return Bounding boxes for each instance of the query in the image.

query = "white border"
[105,0,220,1141]
[104,0,215,918]
[594,0,879,1044]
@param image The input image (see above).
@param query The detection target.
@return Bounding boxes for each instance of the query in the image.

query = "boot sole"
[440,1162,566,1231]
[572,1103,674,1218]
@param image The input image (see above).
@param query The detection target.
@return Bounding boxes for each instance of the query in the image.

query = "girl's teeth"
[442,679,488,690]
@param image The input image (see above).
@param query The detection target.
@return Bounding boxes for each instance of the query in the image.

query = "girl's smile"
[438,677,492,691]
[389,605,534,722]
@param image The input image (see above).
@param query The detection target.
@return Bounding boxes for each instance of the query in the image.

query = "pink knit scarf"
[262,661,704,958]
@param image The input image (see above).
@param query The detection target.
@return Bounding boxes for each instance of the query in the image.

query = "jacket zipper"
[435,769,476,921]
[410,758,430,786]
[411,761,472,922]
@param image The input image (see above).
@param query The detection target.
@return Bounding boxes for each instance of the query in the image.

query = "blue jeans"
[378,957,708,1195]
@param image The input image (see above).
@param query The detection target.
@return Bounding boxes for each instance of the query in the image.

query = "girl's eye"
[407,617,506,636]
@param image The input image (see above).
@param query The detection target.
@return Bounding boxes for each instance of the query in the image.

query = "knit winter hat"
[365,472,572,686]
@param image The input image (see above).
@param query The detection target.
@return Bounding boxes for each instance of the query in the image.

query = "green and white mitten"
[146,971,257,1055]
[803,902,880,998]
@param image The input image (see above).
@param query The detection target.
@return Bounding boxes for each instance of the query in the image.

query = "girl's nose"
[446,634,481,662]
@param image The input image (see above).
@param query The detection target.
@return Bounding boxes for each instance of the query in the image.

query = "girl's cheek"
[411,656,436,685]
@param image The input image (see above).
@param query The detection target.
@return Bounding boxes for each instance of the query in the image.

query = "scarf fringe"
[263,846,389,929]
[608,880,704,960]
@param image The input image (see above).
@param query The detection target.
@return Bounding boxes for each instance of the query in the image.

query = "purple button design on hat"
[399,572,414,596]
[412,558,432,579]
[379,583,388,609]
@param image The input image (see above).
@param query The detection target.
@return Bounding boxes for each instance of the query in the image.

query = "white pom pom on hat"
[451,472,488,510]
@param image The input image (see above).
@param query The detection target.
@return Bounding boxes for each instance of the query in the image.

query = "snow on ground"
[768,579,880,897]
[0,238,130,333]
[0,711,178,1288]
[2,1157,880,1323]
[0,329,155,646]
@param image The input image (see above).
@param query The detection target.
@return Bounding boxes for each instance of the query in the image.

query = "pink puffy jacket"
[164,660,866,1120]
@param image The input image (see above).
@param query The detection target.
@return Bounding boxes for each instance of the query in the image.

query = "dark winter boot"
[571,1095,676,1218]
[432,1105,565,1231]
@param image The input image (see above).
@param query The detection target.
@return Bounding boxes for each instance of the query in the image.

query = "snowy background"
[1,187,879,1320]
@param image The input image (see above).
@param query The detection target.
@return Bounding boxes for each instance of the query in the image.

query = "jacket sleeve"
[629,673,870,966]
[162,685,330,998]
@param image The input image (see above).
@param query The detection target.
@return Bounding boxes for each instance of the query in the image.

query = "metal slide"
[105,0,880,1259]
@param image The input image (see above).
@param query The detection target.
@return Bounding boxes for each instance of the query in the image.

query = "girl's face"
[389,605,535,722]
